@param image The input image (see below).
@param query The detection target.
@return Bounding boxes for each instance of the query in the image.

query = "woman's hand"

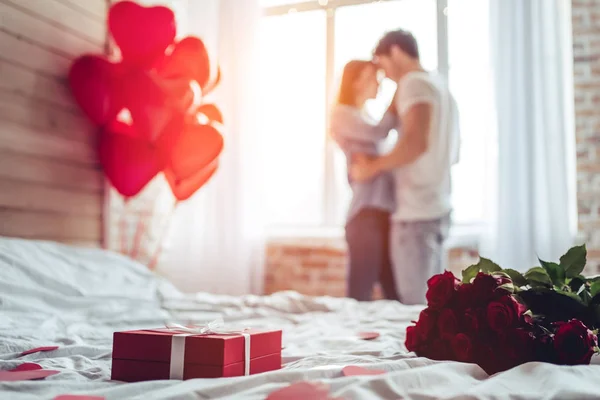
[350,154,378,182]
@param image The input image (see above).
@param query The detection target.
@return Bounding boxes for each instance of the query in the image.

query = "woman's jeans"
[345,208,398,301]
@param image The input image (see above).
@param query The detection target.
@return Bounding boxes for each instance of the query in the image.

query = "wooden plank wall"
[0,0,108,247]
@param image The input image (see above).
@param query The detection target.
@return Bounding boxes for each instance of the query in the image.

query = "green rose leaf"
[478,258,502,273]
[560,244,587,278]
[497,282,515,294]
[503,269,528,287]
[524,267,553,287]
[539,259,565,286]
[592,305,600,327]
[581,289,593,305]
[461,263,480,284]
[591,281,600,298]
[556,289,585,304]
[569,276,587,294]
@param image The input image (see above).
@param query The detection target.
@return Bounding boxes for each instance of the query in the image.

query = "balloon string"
[148,200,179,270]
[119,199,130,255]
[129,214,147,261]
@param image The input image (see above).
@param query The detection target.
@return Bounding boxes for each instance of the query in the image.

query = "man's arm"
[351,103,431,181]
[330,106,396,142]
[350,76,436,182]
[372,103,430,171]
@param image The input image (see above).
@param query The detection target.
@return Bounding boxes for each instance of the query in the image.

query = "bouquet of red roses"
[406,245,600,375]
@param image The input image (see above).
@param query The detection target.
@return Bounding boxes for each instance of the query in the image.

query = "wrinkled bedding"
[1,237,600,400]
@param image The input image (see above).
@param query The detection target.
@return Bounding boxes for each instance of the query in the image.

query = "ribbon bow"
[162,317,252,380]
[164,317,248,335]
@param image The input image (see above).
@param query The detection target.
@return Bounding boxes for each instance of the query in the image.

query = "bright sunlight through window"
[258,0,494,233]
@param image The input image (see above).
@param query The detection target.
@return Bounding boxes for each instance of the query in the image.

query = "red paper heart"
[99,121,162,198]
[54,396,105,400]
[358,332,380,341]
[69,55,119,126]
[108,1,176,69]
[266,382,340,400]
[168,123,223,180]
[11,363,42,372]
[156,37,211,89]
[165,159,219,201]
[341,366,386,376]
[0,369,59,381]
[20,346,59,356]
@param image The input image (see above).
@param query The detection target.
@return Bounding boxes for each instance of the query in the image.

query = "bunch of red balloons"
[68,1,223,201]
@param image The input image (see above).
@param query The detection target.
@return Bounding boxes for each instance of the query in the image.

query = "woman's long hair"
[336,60,376,106]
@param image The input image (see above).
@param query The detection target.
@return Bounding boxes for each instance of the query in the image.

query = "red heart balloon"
[165,159,219,201]
[196,104,223,125]
[68,55,119,126]
[156,37,211,89]
[99,121,162,198]
[168,123,224,180]
[108,1,176,69]
[117,71,193,142]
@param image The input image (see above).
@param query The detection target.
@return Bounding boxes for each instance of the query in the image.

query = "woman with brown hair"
[329,60,399,301]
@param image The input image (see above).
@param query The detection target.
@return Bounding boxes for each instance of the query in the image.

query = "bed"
[1,236,600,400]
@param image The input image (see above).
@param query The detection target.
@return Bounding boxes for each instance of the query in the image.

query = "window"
[258,0,493,235]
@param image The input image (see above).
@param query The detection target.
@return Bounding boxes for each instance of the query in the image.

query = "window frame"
[261,0,482,245]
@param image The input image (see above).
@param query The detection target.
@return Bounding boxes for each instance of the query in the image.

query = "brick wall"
[264,0,600,298]
[264,237,479,299]
[573,0,600,274]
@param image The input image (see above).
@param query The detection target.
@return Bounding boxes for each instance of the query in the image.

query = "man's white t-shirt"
[392,71,460,222]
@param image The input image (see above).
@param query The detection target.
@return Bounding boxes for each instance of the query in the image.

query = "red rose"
[421,338,453,361]
[452,333,473,362]
[534,333,555,363]
[456,283,482,311]
[462,308,484,333]
[426,271,460,308]
[474,344,499,375]
[553,319,598,365]
[438,308,459,338]
[405,325,420,352]
[486,295,524,332]
[472,272,510,301]
[503,328,537,366]
[416,308,438,340]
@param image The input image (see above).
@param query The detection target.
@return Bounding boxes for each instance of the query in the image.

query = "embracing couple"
[330,29,460,304]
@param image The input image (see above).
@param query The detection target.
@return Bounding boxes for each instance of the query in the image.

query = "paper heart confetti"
[10,363,42,372]
[341,366,386,377]
[0,369,59,381]
[20,346,59,356]
[358,332,380,340]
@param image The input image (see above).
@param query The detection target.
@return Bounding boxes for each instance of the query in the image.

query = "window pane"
[447,0,493,224]
[448,0,491,68]
[258,10,327,226]
[332,0,438,226]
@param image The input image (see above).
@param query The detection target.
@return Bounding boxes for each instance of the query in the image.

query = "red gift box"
[111,325,282,382]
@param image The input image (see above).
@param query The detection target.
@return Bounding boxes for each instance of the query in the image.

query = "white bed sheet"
[1,237,600,400]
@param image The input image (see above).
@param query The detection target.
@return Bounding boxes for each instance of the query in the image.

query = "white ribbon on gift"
[163,317,251,380]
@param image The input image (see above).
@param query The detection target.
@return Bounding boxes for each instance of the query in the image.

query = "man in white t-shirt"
[351,29,460,305]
